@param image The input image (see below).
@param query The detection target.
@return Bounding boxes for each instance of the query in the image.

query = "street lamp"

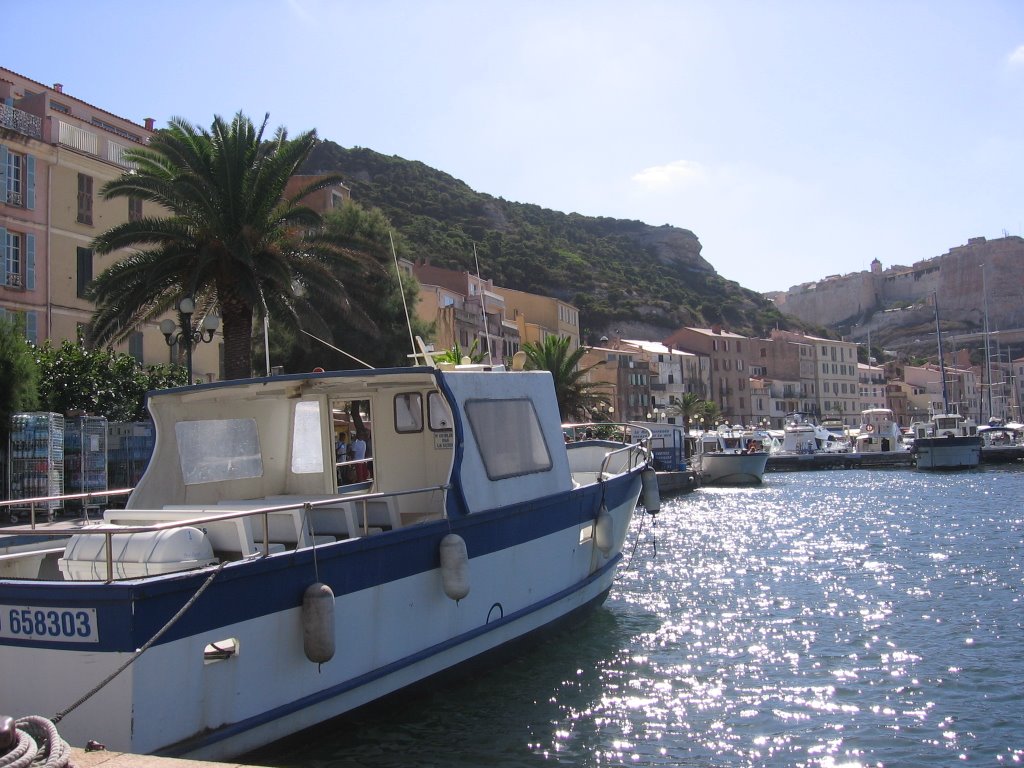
[160,296,219,384]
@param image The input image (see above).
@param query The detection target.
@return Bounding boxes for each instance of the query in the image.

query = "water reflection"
[251,467,1024,767]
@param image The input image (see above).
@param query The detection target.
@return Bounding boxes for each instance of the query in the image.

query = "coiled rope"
[0,716,70,768]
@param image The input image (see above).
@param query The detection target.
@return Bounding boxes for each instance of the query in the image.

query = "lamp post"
[160,296,219,385]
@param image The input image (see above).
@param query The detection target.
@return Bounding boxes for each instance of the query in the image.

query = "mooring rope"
[52,560,227,725]
[0,716,71,768]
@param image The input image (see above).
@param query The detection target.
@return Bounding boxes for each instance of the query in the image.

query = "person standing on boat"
[352,430,368,481]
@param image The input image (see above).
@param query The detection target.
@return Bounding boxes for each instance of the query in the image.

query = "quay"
[767,451,914,472]
[70,747,270,768]
[656,469,700,495]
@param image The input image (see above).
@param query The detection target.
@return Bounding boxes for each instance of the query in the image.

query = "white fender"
[641,468,661,513]
[302,582,335,663]
[595,504,614,555]
[440,533,470,601]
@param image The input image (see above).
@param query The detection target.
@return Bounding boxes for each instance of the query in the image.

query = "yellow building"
[0,68,221,380]
[495,285,581,352]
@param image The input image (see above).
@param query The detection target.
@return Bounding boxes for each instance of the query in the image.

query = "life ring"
[865,424,875,433]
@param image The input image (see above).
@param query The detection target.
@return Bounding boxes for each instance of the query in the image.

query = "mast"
[933,291,950,413]
[982,262,993,421]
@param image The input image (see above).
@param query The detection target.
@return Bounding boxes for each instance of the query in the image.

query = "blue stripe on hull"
[159,555,622,758]
[0,472,640,654]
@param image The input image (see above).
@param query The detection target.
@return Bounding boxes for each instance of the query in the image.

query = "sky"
[8,1,1024,294]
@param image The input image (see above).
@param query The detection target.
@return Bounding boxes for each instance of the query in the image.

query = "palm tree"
[88,112,354,380]
[521,336,609,421]
[665,392,705,434]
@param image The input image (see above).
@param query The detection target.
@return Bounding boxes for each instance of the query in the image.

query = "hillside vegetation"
[305,142,799,342]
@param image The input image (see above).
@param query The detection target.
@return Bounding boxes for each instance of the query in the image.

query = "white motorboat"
[780,412,849,454]
[0,362,653,760]
[854,408,904,453]
[691,425,768,485]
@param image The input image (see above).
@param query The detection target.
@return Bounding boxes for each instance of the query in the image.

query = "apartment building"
[578,343,652,422]
[771,330,859,425]
[496,285,580,354]
[0,69,221,379]
[408,262,520,366]
[662,326,753,424]
[620,340,709,421]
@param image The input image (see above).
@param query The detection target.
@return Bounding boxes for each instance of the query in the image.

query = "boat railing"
[1,484,449,582]
[563,422,652,476]
[0,488,134,526]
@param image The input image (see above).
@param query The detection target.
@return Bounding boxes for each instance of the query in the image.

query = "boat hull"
[697,452,768,485]
[914,436,981,470]
[0,474,641,760]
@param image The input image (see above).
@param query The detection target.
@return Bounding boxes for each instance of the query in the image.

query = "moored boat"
[0,362,652,760]
[691,425,768,484]
[911,407,981,469]
[854,408,904,453]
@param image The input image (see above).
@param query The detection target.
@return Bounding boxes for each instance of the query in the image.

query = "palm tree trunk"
[220,296,254,380]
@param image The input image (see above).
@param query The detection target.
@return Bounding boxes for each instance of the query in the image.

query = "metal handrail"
[0,489,134,527]
[563,422,652,476]
[2,485,450,582]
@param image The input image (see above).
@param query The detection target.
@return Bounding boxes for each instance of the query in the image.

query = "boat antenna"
[300,329,375,369]
[390,230,417,361]
[933,291,950,412]
[473,242,493,364]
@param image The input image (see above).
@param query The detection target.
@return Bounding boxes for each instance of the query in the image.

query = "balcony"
[0,103,42,140]
[4,190,23,207]
[5,272,24,289]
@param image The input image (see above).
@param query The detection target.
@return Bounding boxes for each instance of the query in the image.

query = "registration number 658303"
[0,605,98,643]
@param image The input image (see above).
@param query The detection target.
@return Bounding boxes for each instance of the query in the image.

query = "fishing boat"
[910,407,981,469]
[691,425,768,484]
[911,293,981,470]
[0,361,654,760]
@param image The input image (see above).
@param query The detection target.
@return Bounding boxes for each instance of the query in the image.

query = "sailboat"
[910,293,981,470]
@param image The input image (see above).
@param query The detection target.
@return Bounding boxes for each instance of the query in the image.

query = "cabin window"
[428,391,453,431]
[394,392,424,433]
[291,401,324,474]
[465,398,552,480]
[176,419,263,485]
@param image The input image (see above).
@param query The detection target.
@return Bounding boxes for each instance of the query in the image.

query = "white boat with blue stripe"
[0,361,654,760]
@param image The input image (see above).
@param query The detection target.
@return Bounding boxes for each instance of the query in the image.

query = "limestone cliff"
[770,236,1024,343]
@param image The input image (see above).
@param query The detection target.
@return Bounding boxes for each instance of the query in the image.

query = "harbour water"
[251,466,1023,767]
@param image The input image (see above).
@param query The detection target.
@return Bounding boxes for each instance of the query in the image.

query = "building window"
[77,247,93,298]
[3,230,22,288]
[77,173,93,224]
[128,196,143,222]
[4,149,22,206]
[128,331,144,362]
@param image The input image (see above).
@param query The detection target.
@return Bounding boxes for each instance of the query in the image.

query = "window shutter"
[25,233,35,290]
[25,155,35,210]
[25,310,37,344]
[0,146,7,201]
[0,226,6,285]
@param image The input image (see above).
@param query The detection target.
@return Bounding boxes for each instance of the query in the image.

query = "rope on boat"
[0,716,71,768]
[616,506,651,579]
[51,561,228,725]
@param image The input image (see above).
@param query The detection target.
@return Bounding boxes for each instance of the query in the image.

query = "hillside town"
[2,66,1019,437]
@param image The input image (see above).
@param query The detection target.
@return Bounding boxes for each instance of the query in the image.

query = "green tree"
[521,336,610,421]
[0,319,39,442]
[88,111,356,380]
[34,337,187,422]
[665,392,705,434]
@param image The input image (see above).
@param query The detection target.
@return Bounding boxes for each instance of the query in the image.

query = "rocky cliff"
[770,236,1024,347]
